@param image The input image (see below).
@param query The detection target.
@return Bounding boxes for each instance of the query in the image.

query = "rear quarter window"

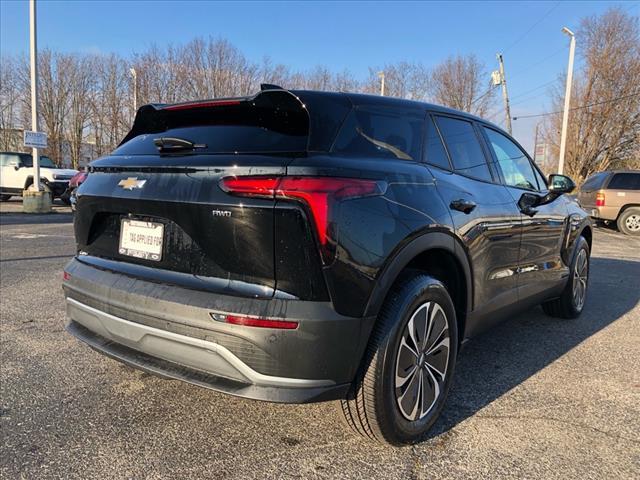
[332,107,423,161]
[581,172,609,191]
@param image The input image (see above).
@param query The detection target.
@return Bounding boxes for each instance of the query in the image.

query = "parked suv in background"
[578,170,640,235]
[0,152,78,203]
[62,87,591,444]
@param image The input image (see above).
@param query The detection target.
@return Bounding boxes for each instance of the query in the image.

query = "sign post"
[23,0,51,213]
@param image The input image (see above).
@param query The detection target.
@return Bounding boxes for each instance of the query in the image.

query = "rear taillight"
[210,312,298,330]
[69,172,87,188]
[596,192,605,206]
[63,271,71,281]
[220,176,387,263]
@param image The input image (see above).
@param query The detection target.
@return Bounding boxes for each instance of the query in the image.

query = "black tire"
[339,273,458,445]
[542,236,590,319]
[0,195,11,202]
[617,207,640,236]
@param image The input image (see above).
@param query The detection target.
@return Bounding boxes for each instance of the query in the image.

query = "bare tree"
[37,50,73,165]
[363,62,430,100]
[65,55,94,168]
[429,54,495,116]
[0,56,23,151]
[544,8,640,181]
[90,54,130,156]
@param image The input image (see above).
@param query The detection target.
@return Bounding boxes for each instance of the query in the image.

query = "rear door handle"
[450,199,477,214]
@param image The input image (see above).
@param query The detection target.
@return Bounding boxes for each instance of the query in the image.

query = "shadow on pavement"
[0,254,74,263]
[0,213,73,226]
[428,256,640,438]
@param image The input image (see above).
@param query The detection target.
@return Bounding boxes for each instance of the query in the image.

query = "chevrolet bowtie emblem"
[118,177,147,190]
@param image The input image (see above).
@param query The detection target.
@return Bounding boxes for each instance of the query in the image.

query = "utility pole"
[378,71,385,96]
[558,27,575,175]
[496,54,512,135]
[534,122,540,160]
[29,0,40,191]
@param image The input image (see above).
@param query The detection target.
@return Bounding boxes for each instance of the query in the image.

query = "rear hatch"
[75,90,316,298]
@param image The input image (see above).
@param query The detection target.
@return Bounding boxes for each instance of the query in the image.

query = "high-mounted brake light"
[210,313,298,330]
[596,192,605,207]
[163,100,242,111]
[220,176,386,263]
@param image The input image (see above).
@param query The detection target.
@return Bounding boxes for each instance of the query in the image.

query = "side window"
[422,115,450,169]
[332,107,423,161]
[0,154,19,167]
[608,173,640,190]
[434,116,492,181]
[483,127,538,190]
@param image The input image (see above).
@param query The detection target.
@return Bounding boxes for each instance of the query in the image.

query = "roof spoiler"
[120,88,306,147]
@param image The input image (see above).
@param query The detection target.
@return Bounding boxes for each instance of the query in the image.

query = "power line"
[503,1,562,54]
[509,47,565,79]
[510,79,557,102]
[470,85,499,106]
[512,92,640,120]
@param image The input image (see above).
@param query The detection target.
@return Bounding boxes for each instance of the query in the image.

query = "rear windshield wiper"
[153,137,207,153]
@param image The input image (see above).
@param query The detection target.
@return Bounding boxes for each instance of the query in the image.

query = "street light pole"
[378,71,385,96]
[29,0,40,191]
[558,27,575,175]
[129,67,138,112]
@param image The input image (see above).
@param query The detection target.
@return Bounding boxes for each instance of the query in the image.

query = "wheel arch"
[363,231,473,341]
[617,203,640,219]
[580,224,592,251]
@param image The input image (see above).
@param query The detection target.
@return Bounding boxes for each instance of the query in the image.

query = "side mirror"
[548,174,576,194]
[518,192,540,217]
[11,162,21,171]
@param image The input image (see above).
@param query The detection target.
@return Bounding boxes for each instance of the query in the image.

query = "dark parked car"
[62,87,592,445]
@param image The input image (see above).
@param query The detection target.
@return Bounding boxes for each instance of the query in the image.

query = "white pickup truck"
[0,152,78,203]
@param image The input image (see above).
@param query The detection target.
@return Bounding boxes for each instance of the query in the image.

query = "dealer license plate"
[118,219,164,261]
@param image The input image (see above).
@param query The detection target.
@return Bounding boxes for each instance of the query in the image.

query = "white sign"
[23,130,47,149]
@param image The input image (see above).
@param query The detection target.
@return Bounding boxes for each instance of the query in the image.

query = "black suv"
[62,87,591,445]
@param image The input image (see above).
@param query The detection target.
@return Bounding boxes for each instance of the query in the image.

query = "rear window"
[332,107,423,161]
[607,173,640,190]
[581,172,609,191]
[115,91,309,156]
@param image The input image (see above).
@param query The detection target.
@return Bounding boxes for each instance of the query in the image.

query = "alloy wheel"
[394,302,450,421]
[572,249,588,311]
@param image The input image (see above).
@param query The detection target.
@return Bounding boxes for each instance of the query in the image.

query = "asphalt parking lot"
[1,199,639,479]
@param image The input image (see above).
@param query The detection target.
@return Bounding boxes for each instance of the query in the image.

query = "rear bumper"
[586,205,619,221]
[63,258,370,403]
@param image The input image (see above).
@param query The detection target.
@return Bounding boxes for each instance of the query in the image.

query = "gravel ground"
[1,202,639,479]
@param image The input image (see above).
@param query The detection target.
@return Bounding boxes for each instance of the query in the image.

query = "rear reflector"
[211,313,298,330]
[596,192,605,206]
[220,176,386,262]
[163,100,242,111]
[63,271,71,281]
